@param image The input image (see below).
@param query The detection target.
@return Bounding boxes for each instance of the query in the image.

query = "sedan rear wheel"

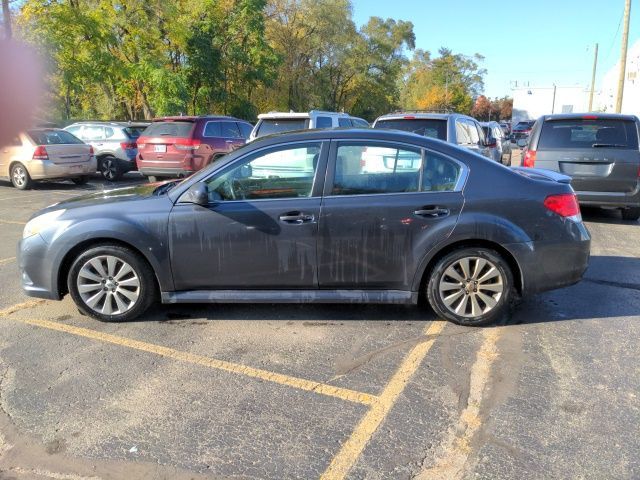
[11,163,32,190]
[68,244,156,322]
[621,207,640,221]
[427,248,513,326]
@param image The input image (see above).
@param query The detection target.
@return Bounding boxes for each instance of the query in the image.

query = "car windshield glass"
[28,130,84,145]
[142,121,193,138]
[538,119,638,150]
[124,126,148,138]
[255,119,310,137]
[374,119,447,140]
[514,122,532,130]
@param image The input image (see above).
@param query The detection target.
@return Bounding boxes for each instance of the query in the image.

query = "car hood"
[33,183,169,218]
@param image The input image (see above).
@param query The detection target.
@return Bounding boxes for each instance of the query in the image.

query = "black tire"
[67,244,157,322]
[99,156,122,181]
[503,151,512,166]
[621,207,640,221]
[10,163,33,190]
[426,247,514,326]
[72,176,89,185]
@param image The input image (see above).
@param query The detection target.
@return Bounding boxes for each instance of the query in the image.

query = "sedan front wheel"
[427,248,514,326]
[68,244,156,322]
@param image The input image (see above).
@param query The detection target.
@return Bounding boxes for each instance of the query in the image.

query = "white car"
[249,110,369,141]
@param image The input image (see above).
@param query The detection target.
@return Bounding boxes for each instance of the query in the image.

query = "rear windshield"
[514,122,534,130]
[374,119,447,140]
[124,126,149,138]
[255,118,310,138]
[538,119,639,150]
[142,121,193,138]
[28,130,84,145]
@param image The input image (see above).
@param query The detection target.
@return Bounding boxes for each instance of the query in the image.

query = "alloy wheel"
[102,159,117,181]
[438,256,504,318]
[76,255,141,315]
[12,166,27,188]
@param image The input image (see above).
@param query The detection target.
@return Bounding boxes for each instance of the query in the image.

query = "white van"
[248,110,369,141]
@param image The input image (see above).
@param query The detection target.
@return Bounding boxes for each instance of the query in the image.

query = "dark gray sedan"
[18,129,591,326]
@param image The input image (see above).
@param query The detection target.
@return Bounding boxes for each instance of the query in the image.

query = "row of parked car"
[0,110,514,190]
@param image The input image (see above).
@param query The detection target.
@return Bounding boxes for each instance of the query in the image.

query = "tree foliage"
[16,0,495,122]
[471,95,513,121]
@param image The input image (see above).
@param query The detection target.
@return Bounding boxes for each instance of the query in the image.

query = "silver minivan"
[65,121,149,181]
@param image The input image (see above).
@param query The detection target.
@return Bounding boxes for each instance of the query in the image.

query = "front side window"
[237,122,253,138]
[338,118,352,128]
[82,126,105,141]
[205,143,322,201]
[315,116,333,128]
[455,121,471,145]
[332,143,422,196]
[467,121,481,144]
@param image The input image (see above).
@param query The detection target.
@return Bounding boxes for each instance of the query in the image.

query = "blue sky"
[351,0,640,98]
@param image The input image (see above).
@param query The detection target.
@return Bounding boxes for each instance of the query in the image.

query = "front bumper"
[29,158,97,180]
[18,234,61,300]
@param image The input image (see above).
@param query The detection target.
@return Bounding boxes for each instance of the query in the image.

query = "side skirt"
[161,290,418,305]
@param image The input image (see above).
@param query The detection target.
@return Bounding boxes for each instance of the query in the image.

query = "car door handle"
[279,212,314,224]
[414,206,449,217]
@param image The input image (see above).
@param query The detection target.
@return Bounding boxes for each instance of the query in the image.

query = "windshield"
[255,118,310,138]
[28,130,84,145]
[374,119,447,140]
[514,122,533,130]
[142,121,193,138]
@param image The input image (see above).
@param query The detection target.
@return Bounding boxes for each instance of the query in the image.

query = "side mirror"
[238,164,252,179]
[517,138,528,148]
[179,182,209,206]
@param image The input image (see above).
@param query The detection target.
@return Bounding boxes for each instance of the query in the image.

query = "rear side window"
[28,130,84,145]
[455,121,471,145]
[338,118,352,128]
[143,121,193,138]
[315,116,332,128]
[374,119,447,140]
[237,122,253,138]
[538,119,639,150]
[220,121,241,138]
[352,118,370,128]
[332,143,422,195]
[423,152,462,192]
[467,121,481,144]
[255,119,310,138]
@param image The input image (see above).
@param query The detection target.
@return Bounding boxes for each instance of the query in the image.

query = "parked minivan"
[373,112,492,159]
[136,116,253,181]
[249,110,368,141]
[522,113,640,220]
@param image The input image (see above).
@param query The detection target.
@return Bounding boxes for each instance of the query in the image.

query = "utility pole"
[2,0,12,39]
[588,43,599,111]
[615,0,632,113]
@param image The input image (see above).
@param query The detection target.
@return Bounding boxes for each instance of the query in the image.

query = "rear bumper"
[508,221,591,295]
[576,187,640,209]
[29,158,97,180]
[138,167,195,178]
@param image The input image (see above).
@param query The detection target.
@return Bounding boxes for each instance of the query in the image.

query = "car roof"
[539,113,639,122]
[257,110,350,120]
[375,111,475,121]
[152,115,248,122]
[67,121,150,127]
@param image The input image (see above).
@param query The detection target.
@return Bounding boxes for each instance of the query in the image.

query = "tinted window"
[423,152,462,192]
[203,121,221,137]
[338,118,352,128]
[237,122,253,138]
[482,126,490,137]
[66,125,82,135]
[124,126,147,138]
[28,130,84,145]
[206,143,321,201]
[143,121,193,138]
[455,121,471,145]
[352,118,370,128]
[514,121,534,131]
[538,119,639,150]
[467,121,481,144]
[220,121,241,138]
[332,143,421,195]
[256,119,310,138]
[374,119,447,140]
[315,116,332,128]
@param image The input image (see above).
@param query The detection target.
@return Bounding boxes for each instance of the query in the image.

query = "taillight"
[174,139,201,151]
[120,142,137,150]
[32,146,48,160]
[522,149,536,167]
[544,193,581,219]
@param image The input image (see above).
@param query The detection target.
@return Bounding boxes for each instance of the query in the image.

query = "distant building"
[511,86,589,125]
[597,39,640,115]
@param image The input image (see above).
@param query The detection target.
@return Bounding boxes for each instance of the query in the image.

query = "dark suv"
[372,112,492,159]
[136,116,253,181]
[522,113,640,220]
[511,120,535,142]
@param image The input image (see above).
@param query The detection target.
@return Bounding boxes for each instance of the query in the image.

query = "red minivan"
[136,115,253,181]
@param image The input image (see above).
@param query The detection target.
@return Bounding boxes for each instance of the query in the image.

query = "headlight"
[23,209,66,239]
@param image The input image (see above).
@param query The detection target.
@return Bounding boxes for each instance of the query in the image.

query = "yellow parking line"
[4,315,377,406]
[320,320,446,480]
[0,299,46,317]
[0,257,16,265]
[0,219,26,225]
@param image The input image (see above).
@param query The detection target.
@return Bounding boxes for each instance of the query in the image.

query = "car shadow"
[581,206,639,225]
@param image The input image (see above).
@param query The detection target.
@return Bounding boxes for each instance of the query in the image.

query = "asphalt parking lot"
[0,156,639,479]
